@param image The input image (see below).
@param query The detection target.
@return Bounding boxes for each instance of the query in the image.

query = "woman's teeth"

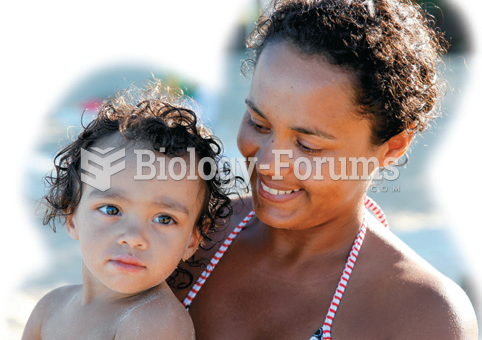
[261,182,300,195]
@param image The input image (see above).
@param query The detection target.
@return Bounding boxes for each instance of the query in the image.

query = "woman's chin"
[252,196,305,230]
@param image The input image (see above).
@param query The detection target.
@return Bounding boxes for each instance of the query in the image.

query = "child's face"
[66,142,203,295]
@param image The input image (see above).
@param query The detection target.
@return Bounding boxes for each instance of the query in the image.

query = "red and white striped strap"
[364,195,388,228]
[321,217,367,340]
[182,195,389,340]
[321,197,388,340]
[183,210,256,309]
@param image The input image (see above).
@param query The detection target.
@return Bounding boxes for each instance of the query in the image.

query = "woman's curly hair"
[43,79,236,289]
[244,0,449,145]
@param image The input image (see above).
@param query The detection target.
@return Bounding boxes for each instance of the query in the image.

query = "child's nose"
[117,223,148,249]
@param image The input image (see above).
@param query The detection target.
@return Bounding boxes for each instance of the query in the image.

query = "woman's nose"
[256,138,293,180]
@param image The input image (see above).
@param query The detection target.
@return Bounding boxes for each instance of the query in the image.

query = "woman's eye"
[99,205,120,216]
[296,141,322,155]
[247,118,270,133]
[154,215,176,225]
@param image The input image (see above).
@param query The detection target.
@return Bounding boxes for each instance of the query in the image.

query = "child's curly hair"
[244,0,449,145]
[43,79,235,289]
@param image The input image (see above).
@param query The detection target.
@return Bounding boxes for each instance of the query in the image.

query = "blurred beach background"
[1,0,481,338]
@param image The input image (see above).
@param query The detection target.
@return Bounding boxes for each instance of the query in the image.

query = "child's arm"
[115,296,195,340]
[22,302,43,340]
[21,289,57,340]
[22,285,79,340]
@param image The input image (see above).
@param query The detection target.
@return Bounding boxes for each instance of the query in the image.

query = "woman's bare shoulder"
[361,214,478,339]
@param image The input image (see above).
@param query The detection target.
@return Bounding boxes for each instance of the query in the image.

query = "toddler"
[22,80,232,340]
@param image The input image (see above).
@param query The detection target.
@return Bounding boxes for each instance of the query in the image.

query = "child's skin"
[22,134,201,340]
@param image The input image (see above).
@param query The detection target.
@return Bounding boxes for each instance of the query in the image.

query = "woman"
[174,0,478,339]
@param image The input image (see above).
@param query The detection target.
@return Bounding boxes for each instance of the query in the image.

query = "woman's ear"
[65,214,79,240]
[379,130,413,167]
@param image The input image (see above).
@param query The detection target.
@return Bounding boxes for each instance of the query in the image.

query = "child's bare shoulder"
[22,285,81,340]
[115,288,194,340]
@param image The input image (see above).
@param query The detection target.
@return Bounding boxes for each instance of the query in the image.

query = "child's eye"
[154,215,176,225]
[296,141,323,155]
[247,117,270,133]
[99,205,121,216]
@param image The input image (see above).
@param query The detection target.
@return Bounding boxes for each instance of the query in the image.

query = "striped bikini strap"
[182,196,388,316]
[364,195,388,228]
[321,196,388,340]
[183,210,256,309]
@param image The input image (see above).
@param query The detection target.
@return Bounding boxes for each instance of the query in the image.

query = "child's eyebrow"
[87,189,128,202]
[152,197,190,216]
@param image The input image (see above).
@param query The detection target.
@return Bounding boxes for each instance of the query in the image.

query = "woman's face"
[237,42,386,230]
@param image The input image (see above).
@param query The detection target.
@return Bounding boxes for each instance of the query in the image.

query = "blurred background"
[1,0,481,338]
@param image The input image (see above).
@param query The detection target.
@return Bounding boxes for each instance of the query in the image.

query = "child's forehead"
[85,131,207,192]
[91,132,185,160]
[93,132,151,153]
[87,131,204,183]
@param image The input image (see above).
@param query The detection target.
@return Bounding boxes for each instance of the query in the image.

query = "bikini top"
[183,196,388,340]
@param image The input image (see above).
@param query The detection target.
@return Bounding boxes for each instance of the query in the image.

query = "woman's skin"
[175,42,478,340]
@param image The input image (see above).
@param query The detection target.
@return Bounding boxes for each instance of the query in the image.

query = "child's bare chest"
[41,303,124,340]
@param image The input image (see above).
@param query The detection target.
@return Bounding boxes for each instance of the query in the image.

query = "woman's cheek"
[237,123,258,158]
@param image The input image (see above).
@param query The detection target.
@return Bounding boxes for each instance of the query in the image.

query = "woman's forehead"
[255,41,357,89]
[249,42,361,123]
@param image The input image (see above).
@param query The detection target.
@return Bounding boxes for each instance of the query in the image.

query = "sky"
[1,0,481,332]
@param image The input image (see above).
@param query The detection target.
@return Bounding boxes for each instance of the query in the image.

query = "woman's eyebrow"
[245,99,267,119]
[245,98,336,140]
[290,126,336,140]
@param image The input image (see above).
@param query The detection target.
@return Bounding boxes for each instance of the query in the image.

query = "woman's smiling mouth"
[260,181,300,195]
[258,178,303,202]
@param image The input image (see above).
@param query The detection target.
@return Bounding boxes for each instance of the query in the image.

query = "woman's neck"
[257,201,365,266]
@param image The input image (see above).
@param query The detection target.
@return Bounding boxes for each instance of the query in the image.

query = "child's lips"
[110,255,145,272]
